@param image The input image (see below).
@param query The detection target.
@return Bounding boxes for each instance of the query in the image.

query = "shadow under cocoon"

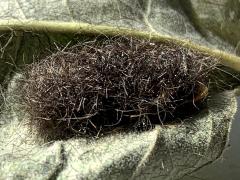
[17,36,218,140]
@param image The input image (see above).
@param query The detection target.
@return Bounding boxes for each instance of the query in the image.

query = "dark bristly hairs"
[17,36,218,140]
